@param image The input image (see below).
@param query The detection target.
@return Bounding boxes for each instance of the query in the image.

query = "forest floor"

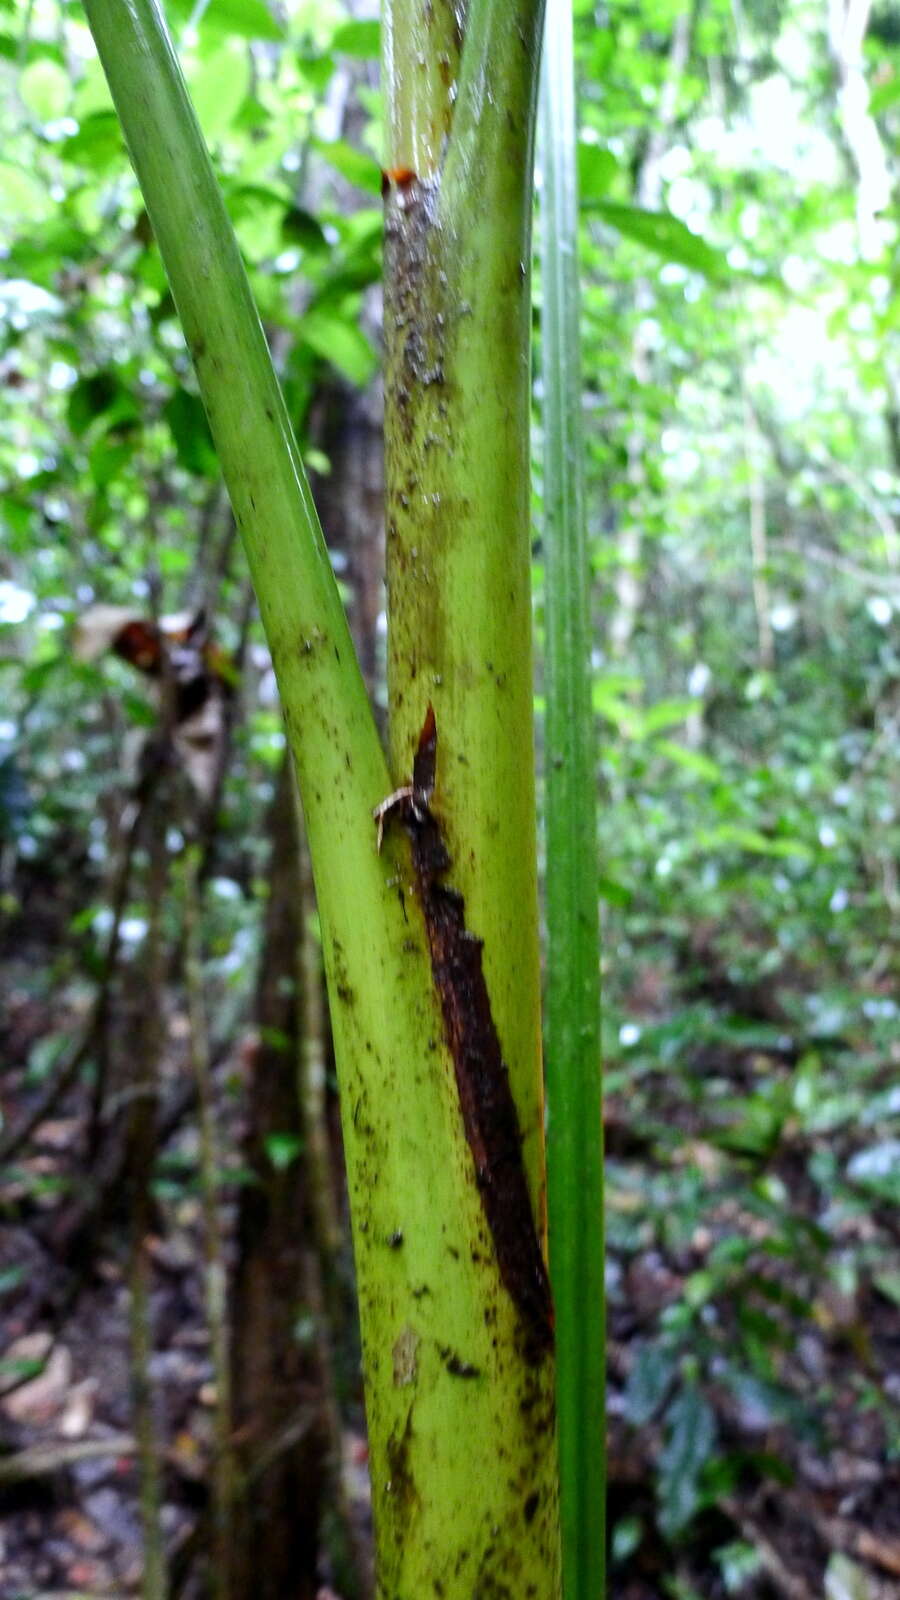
[2,906,900,1600]
[604,1092,900,1600]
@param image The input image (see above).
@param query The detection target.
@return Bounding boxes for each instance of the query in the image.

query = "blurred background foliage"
[3,0,900,1593]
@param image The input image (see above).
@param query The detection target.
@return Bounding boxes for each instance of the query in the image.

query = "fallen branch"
[0,1432,135,1485]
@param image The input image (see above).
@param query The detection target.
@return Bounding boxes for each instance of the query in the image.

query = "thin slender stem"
[539,0,606,1592]
[183,848,232,1600]
[128,810,168,1600]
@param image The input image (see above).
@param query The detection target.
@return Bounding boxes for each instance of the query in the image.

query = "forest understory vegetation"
[4,0,900,1595]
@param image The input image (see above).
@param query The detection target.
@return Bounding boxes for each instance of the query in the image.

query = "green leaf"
[315,137,382,195]
[0,1265,26,1296]
[641,697,700,735]
[598,874,631,907]
[714,1090,788,1158]
[88,433,135,488]
[207,0,283,39]
[590,689,701,741]
[26,1032,70,1085]
[189,46,250,140]
[67,370,127,436]
[167,0,283,39]
[625,1343,676,1425]
[654,739,722,782]
[694,824,812,860]
[300,310,376,385]
[588,200,731,281]
[20,58,70,120]
[332,18,380,57]
[847,1140,900,1202]
[281,205,329,253]
[70,903,103,935]
[869,75,900,116]
[122,691,157,727]
[0,161,53,222]
[591,684,641,731]
[874,1270,900,1308]
[259,1025,291,1052]
[164,386,218,476]
[60,110,125,171]
[658,1387,717,1536]
[825,1553,880,1600]
[0,1356,46,1384]
[717,1542,763,1593]
[21,657,66,697]
[294,47,335,92]
[158,545,192,576]
[611,1517,642,1565]
[577,141,618,200]
[264,1132,303,1171]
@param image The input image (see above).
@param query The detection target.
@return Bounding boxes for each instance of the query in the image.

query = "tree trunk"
[229,758,326,1600]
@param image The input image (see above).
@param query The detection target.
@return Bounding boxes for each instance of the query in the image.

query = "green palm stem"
[382,0,562,1580]
[84,0,561,1590]
[384,0,550,1220]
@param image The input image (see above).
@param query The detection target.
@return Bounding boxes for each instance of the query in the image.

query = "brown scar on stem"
[373,706,555,1360]
[381,165,418,197]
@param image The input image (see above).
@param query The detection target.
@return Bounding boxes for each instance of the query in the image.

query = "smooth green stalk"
[539,0,606,1593]
[85,0,560,1590]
